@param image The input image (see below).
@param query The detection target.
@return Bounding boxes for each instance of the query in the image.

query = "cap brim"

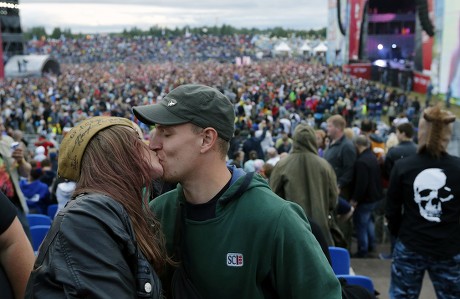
[133,104,188,125]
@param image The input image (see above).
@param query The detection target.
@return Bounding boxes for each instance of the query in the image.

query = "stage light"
[374,59,387,68]
[392,44,397,49]
[377,44,383,50]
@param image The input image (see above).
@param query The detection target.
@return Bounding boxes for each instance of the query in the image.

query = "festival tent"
[273,42,292,56]
[299,42,312,55]
[4,55,60,78]
[313,42,328,54]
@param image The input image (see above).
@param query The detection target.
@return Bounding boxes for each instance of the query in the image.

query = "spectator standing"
[276,133,293,154]
[447,120,460,157]
[383,122,417,179]
[0,119,32,239]
[265,147,280,166]
[445,85,452,108]
[270,124,338,246]
[227,128,244,160]
[12,129,29,161]
[55,180,76,215]
[324,115,357,200]
[360,119,385,162]
[19,167,50,214]
[243,150,264,173]
[392,113,409,128]
[134,84,341,299]
[228,150,245,169]
[425,81,433,107]
[350,135,383,258]
[242,128,267,163]
[34,134,54,156]
[386,105,460,298]
[39,158,57,187]
[380,122,418,259]
[33,146,47,163]
[324,115,357,249]
[315,129,327,157]
[255,120,274,156]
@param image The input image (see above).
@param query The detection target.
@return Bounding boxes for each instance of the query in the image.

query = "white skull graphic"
[413,168,454,222]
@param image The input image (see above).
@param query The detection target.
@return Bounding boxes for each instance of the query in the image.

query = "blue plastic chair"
[328,246,350,275]
[27,214,52,227]
[47,204,59,220]
[336,274,375,293]
[30,225,51,252]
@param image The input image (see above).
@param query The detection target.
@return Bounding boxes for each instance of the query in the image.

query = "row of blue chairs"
[27,213,55,253]
[27,214,52,227]
[27,204,58,222]
[329,246,375,293]
[30,225,50,253]
[47,204,58,220]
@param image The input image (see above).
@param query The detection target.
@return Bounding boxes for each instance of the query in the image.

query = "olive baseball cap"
[132,84,235,141]
[58,116,134,181]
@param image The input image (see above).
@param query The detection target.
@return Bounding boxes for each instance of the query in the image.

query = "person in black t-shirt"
[386,105,460,298]
[0,191,35,299]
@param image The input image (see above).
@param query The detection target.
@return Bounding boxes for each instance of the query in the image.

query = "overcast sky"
[19,0,328,34]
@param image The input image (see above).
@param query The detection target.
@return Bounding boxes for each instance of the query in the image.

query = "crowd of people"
[0,34,458,299]
[27,34,258,64]
[1,58,422,144]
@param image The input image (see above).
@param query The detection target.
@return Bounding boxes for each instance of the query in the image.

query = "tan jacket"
[0,139,29,213]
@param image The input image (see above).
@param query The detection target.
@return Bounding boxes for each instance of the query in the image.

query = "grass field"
[378,84,460,122]
[410,92,460,119]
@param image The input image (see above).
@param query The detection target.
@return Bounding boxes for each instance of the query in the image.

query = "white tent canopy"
[4,55,60,78]
[273,42,292,56]
[313,42,328,53]
[299,42,312,54]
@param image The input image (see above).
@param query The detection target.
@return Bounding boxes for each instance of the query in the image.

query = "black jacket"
[383,141,417,179]
[385,152,460,257]
[25,193,161,299]
[324,135,357,199]
[351,149,383,204]
[242,128,267,162]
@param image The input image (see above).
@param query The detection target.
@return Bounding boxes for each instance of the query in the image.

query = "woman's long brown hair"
[75,125,169,273]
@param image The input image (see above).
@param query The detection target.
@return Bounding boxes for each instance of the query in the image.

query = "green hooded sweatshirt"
[151,168,341,299]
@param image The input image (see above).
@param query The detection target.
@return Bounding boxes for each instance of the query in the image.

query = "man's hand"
[11,147,31,178]
[11,148,25,164]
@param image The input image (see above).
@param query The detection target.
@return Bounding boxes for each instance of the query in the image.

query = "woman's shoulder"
[62,193,129,228]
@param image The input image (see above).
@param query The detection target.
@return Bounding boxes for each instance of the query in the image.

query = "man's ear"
[200,127,218,153]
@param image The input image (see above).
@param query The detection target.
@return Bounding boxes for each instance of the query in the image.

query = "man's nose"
[149,140,160,151]
[149,130,161,151]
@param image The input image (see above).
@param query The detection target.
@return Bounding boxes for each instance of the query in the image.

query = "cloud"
[19,1,327,33]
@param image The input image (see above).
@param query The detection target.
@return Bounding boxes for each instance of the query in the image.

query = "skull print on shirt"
[413,168,454,222]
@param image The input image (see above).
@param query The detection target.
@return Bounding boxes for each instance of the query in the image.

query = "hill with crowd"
[1,33,426,151]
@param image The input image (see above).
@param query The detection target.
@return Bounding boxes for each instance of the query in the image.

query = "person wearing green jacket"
[270,123,338,247]
[133,84,341,299]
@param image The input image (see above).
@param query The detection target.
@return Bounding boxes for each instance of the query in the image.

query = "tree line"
[23,24,326,40]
